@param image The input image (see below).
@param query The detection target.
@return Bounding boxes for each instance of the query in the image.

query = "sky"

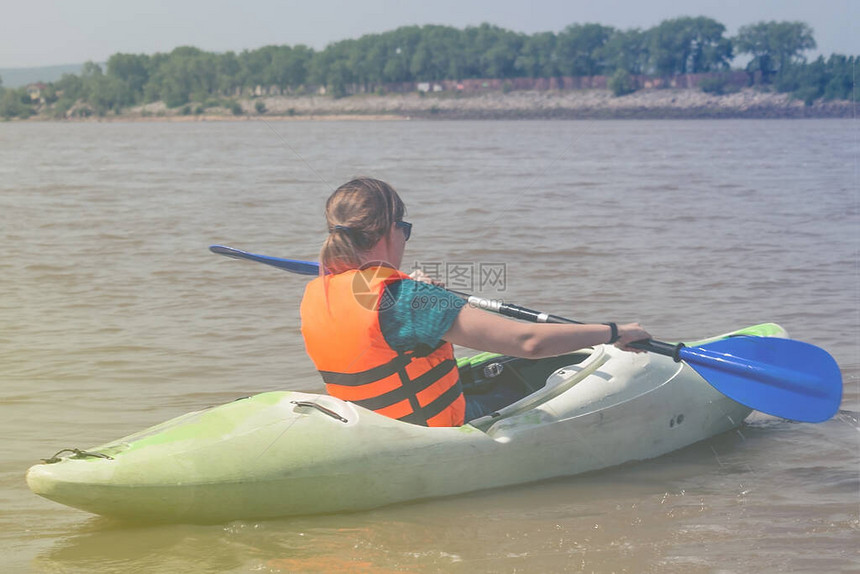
[1,0,857,69]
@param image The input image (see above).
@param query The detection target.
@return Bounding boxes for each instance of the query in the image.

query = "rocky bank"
[92,88,855,121]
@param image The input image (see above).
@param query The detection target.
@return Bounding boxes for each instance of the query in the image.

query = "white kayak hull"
[26,324,785,522]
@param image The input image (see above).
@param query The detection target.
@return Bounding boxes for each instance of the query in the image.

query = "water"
[1,119,857,573]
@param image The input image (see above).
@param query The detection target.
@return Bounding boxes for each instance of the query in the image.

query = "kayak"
[26,323,785,523]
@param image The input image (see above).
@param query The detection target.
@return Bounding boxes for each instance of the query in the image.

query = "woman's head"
[320,177,407,273]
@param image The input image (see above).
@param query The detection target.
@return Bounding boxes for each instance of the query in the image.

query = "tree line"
[1,17,856,118]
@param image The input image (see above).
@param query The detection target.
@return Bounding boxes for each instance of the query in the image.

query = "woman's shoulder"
[380,279,466,350]
[386,278,463,310]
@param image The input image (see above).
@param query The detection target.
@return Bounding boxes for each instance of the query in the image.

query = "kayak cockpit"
[459,347,605,429]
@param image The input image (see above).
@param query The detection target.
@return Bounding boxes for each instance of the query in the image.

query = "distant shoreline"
[19,88,856,122]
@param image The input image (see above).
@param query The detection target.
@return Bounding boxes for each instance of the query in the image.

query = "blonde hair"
[320,178,406,274]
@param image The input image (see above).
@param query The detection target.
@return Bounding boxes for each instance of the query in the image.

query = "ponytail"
[320,178,405,274]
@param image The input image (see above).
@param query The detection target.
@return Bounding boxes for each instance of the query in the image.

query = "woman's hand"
[615,323,651,353]
[409,268,446,287]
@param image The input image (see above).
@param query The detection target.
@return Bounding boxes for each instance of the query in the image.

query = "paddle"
[209,244,842,423]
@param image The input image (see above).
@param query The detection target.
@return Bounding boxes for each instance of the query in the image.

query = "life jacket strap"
[319,357,460,426]
[318,354,410,387]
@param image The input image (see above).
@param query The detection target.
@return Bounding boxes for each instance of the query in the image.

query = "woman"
[300,178,651,427]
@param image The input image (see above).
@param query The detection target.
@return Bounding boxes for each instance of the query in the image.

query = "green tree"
[608,69,637,96]
[345,36,375,89]
[52,72,86,115]
[461,23,522,78]
[106,53,150,99]
[774,54,857,103]
[72,60,135,114]
[0,88,33,119]
[821,54,857,101]
[149,47,218,106]
[649,17,732,76]
[514,31,559,78]
[410,25,466,81]
[307,39,357,95]
[362,37,390,85]
[307,47,331,87]
[779,56,828,103]
[215,51,240,95]
[603,28,650,75]
[484,30,525,78]
[381,26,422,82]
[87,74,133,114]
[556,23,615,76]
[735,21,816,83]
[141,53,168,101]
[81,61,104,78]
[688,17,733,73]
[282,45,313,88]
[239,45,274,88]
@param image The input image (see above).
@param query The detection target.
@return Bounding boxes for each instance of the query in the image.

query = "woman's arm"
[442,303,651,359]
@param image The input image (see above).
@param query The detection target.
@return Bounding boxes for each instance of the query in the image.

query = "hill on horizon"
[0,63,90,88]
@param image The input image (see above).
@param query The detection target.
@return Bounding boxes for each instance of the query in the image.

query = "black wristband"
[603,322,620,344]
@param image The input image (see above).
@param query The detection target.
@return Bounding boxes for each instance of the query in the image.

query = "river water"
[1,118,857,573]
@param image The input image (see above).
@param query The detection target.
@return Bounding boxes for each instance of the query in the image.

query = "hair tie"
[330,224,352,235]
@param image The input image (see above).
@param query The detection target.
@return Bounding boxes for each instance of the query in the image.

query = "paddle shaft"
[209,245,319,275]
[458,291,682,359]
[210,244,681,358]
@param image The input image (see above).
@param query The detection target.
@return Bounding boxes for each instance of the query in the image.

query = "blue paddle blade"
[209,245,320,275]
[679,336,842,423]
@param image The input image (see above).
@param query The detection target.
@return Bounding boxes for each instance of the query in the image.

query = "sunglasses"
[395,220,412,241]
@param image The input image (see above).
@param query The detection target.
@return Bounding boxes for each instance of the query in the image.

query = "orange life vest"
[300,266,465,427]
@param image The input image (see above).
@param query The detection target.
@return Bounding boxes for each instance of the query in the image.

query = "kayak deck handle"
[291,401,349,423]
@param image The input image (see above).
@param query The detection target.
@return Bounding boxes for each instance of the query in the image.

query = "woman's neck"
[359,231,401,270]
